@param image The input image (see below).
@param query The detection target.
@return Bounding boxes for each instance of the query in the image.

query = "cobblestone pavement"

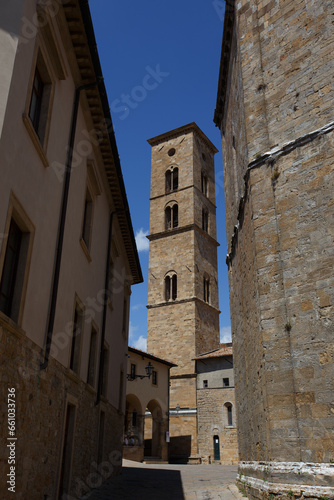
[80,460,245,500]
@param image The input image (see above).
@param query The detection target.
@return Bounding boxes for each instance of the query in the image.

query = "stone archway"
[144,399,164,459]
[124,394,144,461]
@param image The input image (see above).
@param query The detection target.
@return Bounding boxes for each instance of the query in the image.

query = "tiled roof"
[194,343,233,360]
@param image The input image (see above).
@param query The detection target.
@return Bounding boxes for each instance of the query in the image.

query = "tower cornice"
[146,296,221,314]
[147,122,219,154]
[147,223,220,247]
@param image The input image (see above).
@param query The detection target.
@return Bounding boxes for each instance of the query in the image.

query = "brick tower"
[146,123,220,460]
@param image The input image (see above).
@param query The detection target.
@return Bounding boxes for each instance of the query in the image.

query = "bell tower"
[147,123,220,459]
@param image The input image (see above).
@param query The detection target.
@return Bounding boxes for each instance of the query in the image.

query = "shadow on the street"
[121,465,185,499]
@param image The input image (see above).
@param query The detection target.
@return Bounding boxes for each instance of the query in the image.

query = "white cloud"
[128,322,138,342]
[220,325,232,344]
[135,228,149,252]
[133,335,147,351]
[131,303,145,311]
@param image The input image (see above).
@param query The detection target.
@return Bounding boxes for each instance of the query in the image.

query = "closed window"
[130,364,136,379]
[152,371,157,385]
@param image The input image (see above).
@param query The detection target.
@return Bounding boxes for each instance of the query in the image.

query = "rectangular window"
[70,306,83,374]
[29,68,44,135]
[82,188,93,249]
[223,378,230,387]
[0,220,22,318]
[152,371,157,385]
[28,51,52,145]
[101,345,109,397]
[130,364,136,380]
[87,327,98,387]
[0,214,32,324]
[58,403,76,499]
[203,380,208,388]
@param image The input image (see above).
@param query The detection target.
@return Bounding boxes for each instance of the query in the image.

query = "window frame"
[165,203,178,230]
[0,193,35,326]
[23,41,55,167]
[164,272,177,302]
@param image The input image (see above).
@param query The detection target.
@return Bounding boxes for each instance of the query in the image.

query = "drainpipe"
[40,81,99,370]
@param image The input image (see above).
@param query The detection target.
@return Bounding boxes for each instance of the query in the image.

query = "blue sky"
[89,0,231,350]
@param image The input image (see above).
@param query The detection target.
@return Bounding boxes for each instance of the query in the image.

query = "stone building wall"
[0,321,123,500]
[214,0,334,496]
[197,387,238,465]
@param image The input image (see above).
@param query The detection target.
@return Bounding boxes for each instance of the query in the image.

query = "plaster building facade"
[195,344,238,465]
[146,123,221,461]
[214,0,334,498]
[0,1,142,499]
[123,347,176,463]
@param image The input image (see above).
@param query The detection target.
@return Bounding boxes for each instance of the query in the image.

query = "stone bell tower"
[147,123,220,459]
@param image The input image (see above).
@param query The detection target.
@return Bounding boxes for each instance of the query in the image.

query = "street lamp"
[127,362,154,381]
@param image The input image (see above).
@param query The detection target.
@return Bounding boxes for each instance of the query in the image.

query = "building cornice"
[147,223,219,247]
[148,122,218,154]
[147,296,220,314]
[61,0,142,284]
[213,0,235,129]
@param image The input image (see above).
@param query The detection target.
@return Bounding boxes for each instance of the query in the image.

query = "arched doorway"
[144,399,163,459]
[125,394,143,446]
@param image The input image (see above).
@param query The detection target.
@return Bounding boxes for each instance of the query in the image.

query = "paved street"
[80,460,244,500]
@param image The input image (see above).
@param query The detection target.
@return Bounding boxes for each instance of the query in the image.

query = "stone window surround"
[22,35,57,168]
[56,394,77,498]
[0,191,35,328]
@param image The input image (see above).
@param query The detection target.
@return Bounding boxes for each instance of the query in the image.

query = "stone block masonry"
[214,0,334,497]
[147,123,220,462]
[0,322,123,499]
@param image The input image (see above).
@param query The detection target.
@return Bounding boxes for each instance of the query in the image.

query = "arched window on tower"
[203,276,210,303]
[165,167,178,193]
[165,275,171,301]
[225,402,233,426]
[201,171,208,196]
[202,208,209,232]
[172,274,177,301]
[164,272,177,301]
[165,204,178,230]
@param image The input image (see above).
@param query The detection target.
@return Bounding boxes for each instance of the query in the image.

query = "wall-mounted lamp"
[127,362,154,381]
